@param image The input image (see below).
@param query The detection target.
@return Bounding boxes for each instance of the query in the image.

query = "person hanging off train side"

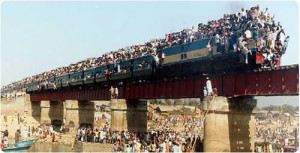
[203,77,218,96]
[110,86,118,99]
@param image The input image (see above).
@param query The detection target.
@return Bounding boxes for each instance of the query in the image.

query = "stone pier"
[49,101,64,122]
[24,94,41,123]
[65,100,94,132]
[202,96,256,152]
[110,99,147,132]
[40,100,51,124]
[40,100,65,125]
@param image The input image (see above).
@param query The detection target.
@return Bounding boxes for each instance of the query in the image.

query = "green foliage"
[281,104,297,115]
[170,107,195,116]
[261,104,298,115]
[149,99,201,106]
[261,105,281,111]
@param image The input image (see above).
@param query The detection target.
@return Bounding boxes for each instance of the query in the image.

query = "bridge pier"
[110,99,147,132]
[24,94,41,124]
[40,100,51,124]
[65,100,94,132]
[202,96,256,152]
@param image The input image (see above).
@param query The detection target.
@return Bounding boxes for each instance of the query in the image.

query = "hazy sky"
[1,1,299,106]
[256,96,299,107]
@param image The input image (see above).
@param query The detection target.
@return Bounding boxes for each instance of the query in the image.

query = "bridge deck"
[30,65,299,101]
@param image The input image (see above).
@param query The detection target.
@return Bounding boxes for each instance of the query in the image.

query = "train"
[2,29,280,94]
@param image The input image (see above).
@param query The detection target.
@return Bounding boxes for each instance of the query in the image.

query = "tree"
[261,105,280,111]
[281,104,297,115]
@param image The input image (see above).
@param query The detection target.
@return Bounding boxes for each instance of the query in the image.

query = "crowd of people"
[150,115,205,134]
[75,109,206,152]
[76,126,203,152]
[1,124,62,150]
[254,118,298,152]
[2,6,289,98]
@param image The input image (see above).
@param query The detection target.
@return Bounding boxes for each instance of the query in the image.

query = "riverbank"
[26,141,112,152]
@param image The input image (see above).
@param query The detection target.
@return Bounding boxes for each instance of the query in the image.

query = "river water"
[26,142,72,152]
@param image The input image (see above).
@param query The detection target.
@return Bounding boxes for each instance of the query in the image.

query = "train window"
[96,71,104,77]
[62,78,68,83]
[181,53,187,59]
[133,56,154,70]
[86,73,93,78]
[136,60,148,69]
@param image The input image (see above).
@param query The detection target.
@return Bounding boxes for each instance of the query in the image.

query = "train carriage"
[95,66,107,83]
[27,81,40,92]
[46,77,55,90]
[69,71,84,86]
[133,55,158,77]
[61,74,70,87]
[109,60,132,80]
[84,68,96,84]
[55,76,62,89]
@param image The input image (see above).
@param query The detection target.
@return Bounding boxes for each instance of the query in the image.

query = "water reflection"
[26,142,72,152]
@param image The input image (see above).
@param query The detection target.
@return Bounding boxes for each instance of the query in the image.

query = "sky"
[1,1,299,106]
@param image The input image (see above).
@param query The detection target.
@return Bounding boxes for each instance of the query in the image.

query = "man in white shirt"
[23,127,28,141]
[206,77,212,96]
[50,125,54,135]
[99,130,104,143]
[244,30,252,39]
[172,142,180,153]
[240,8,247,18]
[262,8,269,18]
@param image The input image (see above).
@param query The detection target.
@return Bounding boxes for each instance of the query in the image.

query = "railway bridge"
[24,64,298,152]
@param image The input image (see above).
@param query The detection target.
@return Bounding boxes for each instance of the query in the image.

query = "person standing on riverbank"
[50,125,54,136]
[3,129,8,148]
[1,139,4,149]
[52,131,56,142]
[15,130,20,144]
[23,127,28,141]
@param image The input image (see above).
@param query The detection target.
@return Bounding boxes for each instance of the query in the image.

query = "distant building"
[256,110,268,120]
[155,105,178,116]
